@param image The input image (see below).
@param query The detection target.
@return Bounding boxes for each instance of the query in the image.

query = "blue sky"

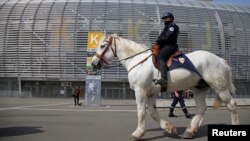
[213,0,250,6]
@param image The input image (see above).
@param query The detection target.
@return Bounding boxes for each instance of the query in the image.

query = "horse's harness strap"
[94,52,109,64]
[113,38,117,57]
[128,54,152,73]
[109,36,117,58]
[95,36,117,64]
[120,48,150,62]
[95,35,151,72]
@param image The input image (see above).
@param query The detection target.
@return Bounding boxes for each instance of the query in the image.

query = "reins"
[127,53,152,73]
[103,49,152,70]
[95,35,152,72]
[119,48,151,62]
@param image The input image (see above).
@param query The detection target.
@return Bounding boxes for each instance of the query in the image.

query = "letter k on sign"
[87,32,103,49]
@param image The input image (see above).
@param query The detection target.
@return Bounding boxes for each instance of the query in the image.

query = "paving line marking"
[0,102,71,111]
[0,102,138,112]
[20,107,137,112]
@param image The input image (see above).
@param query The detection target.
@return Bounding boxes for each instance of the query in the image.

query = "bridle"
[94,36,117,65]
[94,35,152,73]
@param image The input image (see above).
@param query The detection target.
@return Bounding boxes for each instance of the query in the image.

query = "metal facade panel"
[0,0,249,82]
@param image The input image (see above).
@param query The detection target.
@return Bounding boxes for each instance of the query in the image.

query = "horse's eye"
[101,45,105,48]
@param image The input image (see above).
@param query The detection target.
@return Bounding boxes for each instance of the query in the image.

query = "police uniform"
[155,12,179,86]
[157,22,179,69]
[169,90,194,118]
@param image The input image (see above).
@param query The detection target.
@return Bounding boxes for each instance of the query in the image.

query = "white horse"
[91,34,239,140]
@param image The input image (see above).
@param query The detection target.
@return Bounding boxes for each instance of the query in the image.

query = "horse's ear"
[111,33,119,38]
[97,33,106,45]
[101,29,107,39]
[114,33,118,36]
[103,29,106,35]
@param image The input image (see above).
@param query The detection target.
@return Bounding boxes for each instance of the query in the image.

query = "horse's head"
[91,34,118,69]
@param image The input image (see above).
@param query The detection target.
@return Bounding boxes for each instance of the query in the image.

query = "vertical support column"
[18,77,22,97]
[122,82,126,99]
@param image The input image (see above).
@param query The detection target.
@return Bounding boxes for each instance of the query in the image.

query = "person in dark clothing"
[169,90,195,119]
[73,85,80,106]
[155,12,179,86]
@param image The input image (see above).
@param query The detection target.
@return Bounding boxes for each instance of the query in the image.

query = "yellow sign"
[54,18,72,48]
[128,18,142,42]
[87,32,103,49]
[202,21,212,50]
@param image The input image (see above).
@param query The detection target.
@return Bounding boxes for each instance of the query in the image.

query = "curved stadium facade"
[0,0,250,98]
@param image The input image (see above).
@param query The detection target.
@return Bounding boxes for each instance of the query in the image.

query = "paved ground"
[0,98,249,141]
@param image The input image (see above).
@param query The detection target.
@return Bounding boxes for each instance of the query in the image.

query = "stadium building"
[0,0,250,98]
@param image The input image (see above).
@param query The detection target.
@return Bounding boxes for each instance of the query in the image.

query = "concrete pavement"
[1,97,250,109]
[0,98,250,141]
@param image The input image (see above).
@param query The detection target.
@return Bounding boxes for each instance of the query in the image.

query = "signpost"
[85,75,101,106]
[85,32,103,107]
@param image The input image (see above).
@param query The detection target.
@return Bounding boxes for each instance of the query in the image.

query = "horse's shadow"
[139,125,208,141]
[0,126,44,137]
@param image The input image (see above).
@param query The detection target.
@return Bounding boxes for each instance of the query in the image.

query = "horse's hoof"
[165,123,178,135]
[182,131,194,139]
[129,136,138,141]
[171,127,178,135]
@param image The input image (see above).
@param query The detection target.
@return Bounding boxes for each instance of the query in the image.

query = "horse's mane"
[110,34,149,56]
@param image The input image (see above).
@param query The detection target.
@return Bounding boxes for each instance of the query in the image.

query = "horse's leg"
[130,88,147,141]
[183,88,207,139]
[147,94,177,135]
[217,90,240,125]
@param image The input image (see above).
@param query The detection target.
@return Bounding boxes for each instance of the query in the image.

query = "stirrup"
[153,78,167,86]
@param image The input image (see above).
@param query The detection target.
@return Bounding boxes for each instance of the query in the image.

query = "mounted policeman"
[154,12,179,86]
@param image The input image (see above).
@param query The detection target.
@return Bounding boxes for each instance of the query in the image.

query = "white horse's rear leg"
[217,90,240,125]
[147,94,177,135]
[183,88,207,139]
[130,88,147,141]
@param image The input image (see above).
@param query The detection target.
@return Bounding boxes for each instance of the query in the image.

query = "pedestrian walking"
[73,85,80,106]
[169,90,195,118]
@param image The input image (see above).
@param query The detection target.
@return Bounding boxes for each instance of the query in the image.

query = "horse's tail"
[214,96,222,109]
[213,59,236,109]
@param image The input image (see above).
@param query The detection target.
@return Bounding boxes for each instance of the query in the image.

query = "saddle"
[151,44,201,91]
[151,44,182,69]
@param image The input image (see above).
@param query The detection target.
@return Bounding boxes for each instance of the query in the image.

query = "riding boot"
[155,61,168,86]
[169,108,177,117]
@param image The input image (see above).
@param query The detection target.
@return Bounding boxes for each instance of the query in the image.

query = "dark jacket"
[75,89,80,96]
[156,22,179,49]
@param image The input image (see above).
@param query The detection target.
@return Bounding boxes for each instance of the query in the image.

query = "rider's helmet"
[161,12,174,20]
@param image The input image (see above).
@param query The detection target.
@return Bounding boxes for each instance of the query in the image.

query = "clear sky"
[213,0,250,6]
